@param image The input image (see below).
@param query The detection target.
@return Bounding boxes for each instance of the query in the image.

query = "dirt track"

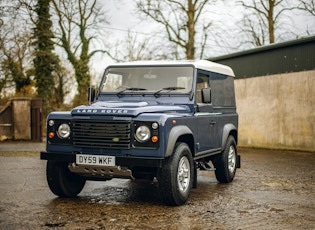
[0,143,314,229]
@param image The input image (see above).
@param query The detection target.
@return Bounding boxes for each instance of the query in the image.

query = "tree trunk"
[187,0,195,59]
[268,0,275,44]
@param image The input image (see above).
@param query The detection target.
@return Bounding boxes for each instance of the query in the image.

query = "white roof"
[107,60,235,77]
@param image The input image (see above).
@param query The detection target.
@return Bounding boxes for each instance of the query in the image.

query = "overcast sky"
[104,0,314,40]
[90,0,315,77]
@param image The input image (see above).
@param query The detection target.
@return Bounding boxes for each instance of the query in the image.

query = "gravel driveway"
[0,142,314,229]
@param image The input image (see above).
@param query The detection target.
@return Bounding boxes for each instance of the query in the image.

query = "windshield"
[100,66,194,94]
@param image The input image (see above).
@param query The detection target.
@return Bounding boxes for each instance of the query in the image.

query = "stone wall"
[235,70,315,152]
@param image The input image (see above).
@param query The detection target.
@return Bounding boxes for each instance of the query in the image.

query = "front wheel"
[46,160,86,197]
[158,142,194,206]
[213,136,237,183]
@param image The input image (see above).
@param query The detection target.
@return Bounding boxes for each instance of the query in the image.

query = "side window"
[196,73,209,103]
[209,72,236,107]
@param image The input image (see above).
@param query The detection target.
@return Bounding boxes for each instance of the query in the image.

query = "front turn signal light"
[48,132,55,139]
[151,136,158,143]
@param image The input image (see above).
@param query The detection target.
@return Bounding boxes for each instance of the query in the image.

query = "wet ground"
[0,142,314,229]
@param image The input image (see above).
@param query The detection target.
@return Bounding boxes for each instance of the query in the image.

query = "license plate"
[76,154,115,166]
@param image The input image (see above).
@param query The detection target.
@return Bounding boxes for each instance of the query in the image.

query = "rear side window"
[210,72,236,107]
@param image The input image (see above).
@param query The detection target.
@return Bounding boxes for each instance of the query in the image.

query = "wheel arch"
[165,125,194,157]
[221,124,238,150]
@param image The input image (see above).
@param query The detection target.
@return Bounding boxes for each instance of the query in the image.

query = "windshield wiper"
[154,86,185,97]
[117,87,147,96]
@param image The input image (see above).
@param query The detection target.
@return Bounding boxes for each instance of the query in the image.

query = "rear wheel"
[158,142,194,206]
[213,136,237,183]
[46,160,86,197]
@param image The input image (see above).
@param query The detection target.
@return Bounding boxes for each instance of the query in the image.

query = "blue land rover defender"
[41,60,240,206]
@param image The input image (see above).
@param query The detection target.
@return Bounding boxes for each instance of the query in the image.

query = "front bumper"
[40,152,164,168]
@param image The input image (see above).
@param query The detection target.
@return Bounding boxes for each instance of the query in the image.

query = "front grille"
[72,120,131,149]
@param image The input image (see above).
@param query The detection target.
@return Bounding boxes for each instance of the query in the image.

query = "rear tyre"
[158,142,194,206]
[213,136,237,183]
[46,160,86,197]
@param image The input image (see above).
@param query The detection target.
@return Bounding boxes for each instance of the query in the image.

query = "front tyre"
[46,160,86,197]
[158,142,194,206]
[213,136,237,183]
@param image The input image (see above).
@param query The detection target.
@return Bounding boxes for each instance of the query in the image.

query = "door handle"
[210,121,216,125]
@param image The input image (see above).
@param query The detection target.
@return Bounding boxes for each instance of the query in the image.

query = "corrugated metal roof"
[209,36,315,78]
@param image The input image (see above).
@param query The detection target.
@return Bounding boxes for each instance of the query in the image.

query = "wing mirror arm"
[88,87,95,104]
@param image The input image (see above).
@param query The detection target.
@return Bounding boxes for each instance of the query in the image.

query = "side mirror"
[201,88,211,103]
[88,87,95,104]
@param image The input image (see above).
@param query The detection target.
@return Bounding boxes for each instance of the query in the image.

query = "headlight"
[135,125,151,142]
[57,123,71,139]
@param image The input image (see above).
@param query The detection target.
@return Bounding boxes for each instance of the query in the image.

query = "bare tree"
[109,31,160,62]
[297,0,315,16]
[0,0,74,111]
[0,2,7,97]
[1,32,34,95]
[238,0,296,46]
[51,0,108,105]
[135,0,214,59]
[240,12,267,47]
[0,1,35,97]
[49,61,75,109]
